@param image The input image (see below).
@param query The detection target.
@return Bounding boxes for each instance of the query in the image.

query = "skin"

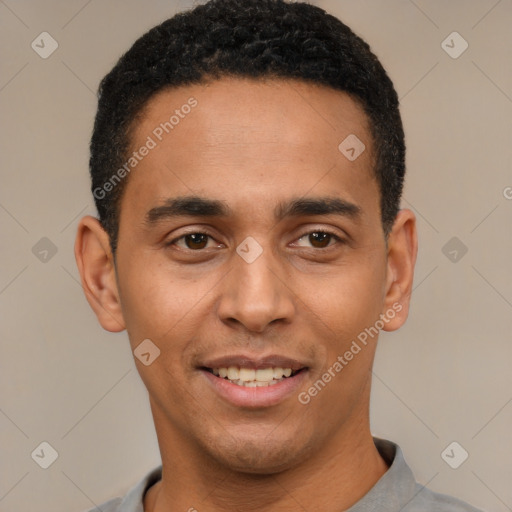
[75,77,417,511]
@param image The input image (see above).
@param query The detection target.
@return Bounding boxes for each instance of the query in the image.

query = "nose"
[216,242,296,333]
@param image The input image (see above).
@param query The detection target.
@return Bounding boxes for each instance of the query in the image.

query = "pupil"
[186,234,207,249]
[310,232,330,247]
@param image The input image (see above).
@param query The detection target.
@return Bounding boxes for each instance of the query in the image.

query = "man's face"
[104,78,405,473]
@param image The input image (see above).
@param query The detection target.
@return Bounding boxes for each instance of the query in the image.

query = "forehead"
[137,77,371,151]
[121,77,378,223]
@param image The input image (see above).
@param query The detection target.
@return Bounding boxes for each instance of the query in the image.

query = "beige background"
[1,1,511,511]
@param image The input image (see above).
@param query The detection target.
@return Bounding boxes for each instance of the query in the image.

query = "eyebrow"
[144,195,362,225]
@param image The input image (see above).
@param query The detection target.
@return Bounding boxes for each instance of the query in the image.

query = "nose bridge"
[217,237,295,332]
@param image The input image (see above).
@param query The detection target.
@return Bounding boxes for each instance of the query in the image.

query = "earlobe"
[381,209,418,332]
[74,216,126,332]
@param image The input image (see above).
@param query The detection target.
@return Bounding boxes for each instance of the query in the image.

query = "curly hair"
[90,0,405,254]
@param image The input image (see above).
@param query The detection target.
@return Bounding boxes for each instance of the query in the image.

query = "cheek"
[299,254,387,344]
[115,255,190,344]
[116,252,225,376]
[115,259,200,414]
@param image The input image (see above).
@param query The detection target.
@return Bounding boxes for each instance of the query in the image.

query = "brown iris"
[307,232,332,248]
[184,233,209,249]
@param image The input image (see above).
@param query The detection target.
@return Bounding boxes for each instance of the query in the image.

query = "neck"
[145,410,388,512]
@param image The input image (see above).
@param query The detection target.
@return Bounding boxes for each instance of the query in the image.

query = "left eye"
[294,231,341,249]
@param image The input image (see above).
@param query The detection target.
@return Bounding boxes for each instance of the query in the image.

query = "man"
[75,0,484,510]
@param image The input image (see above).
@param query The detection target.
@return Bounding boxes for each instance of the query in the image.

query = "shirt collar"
[345,437,418,511]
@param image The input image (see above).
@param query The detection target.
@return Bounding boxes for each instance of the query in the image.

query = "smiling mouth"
[203,366,306,387]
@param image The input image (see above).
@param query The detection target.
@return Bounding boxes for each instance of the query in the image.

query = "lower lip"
[201,369,308,408]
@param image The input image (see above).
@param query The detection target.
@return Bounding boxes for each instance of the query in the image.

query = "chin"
[201,428,316,475]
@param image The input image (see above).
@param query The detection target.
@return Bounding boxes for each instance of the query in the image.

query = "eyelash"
[166,229,345,251]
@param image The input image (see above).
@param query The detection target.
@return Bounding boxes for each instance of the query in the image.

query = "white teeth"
[273,367,284,379]
[255,368,274,381]
[210,366,297,386]
[239,368,256,381]
[227,366,238,380]
[243,381,270,387]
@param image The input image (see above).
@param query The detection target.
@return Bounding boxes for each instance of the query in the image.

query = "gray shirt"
[86,438,484,511]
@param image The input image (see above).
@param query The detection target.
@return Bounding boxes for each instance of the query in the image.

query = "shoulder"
[81,465,162,512]
[404,483,486,512]
[84,497,122,512]
[371,438,486,512]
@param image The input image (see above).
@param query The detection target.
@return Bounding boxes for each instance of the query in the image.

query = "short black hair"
[90,0,405,254]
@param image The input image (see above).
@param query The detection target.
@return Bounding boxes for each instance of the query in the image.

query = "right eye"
[166,232,222,251]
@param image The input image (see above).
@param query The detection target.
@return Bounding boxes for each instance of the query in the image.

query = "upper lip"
[200,354,308,371]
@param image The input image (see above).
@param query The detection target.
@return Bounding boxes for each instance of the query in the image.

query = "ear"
[74,216,126,332]
[381,209,418,332]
